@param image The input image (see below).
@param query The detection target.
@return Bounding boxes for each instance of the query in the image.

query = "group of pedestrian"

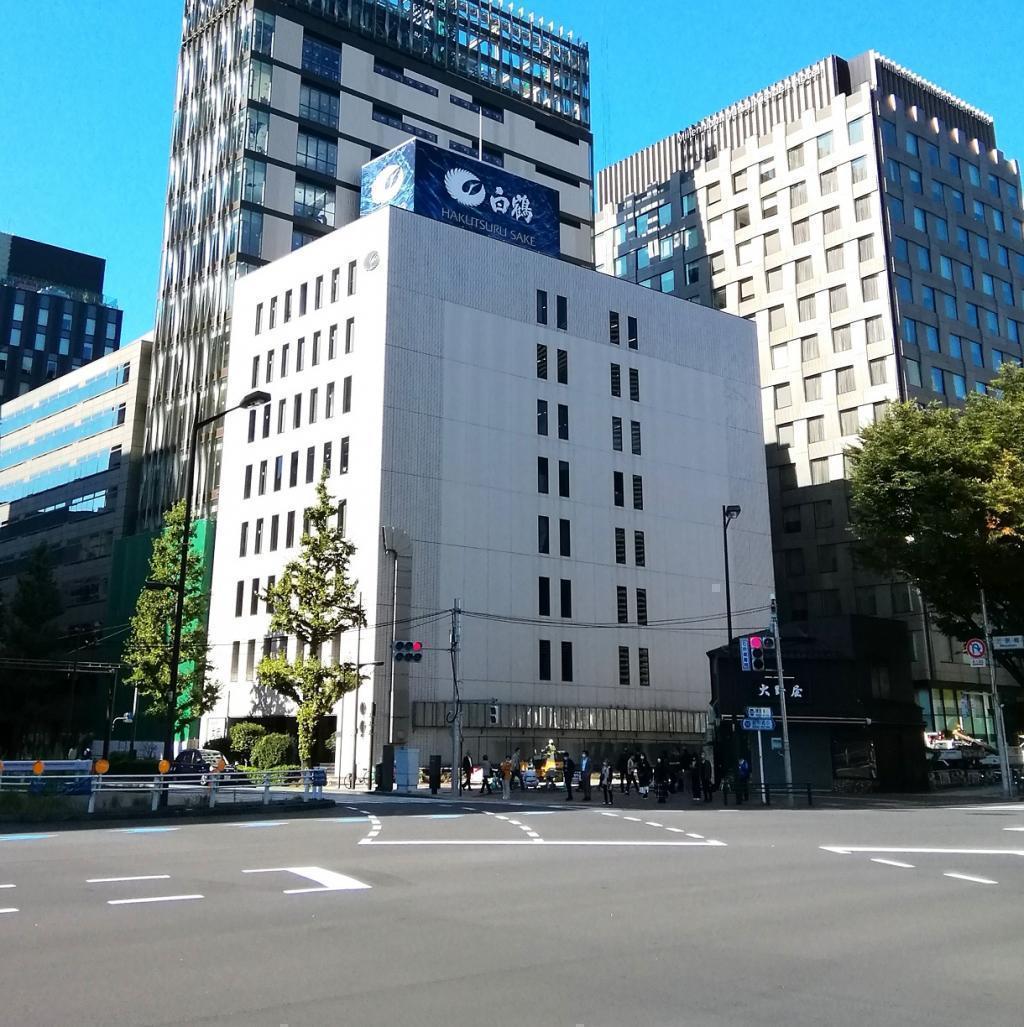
[461,746,732,807]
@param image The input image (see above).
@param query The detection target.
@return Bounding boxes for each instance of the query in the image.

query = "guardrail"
[0,763,331,815]
[720,779,816,806]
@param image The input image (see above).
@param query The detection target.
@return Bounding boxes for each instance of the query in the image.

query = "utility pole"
[769,594,793,796]
[980,587,1012,799]
[450,598,462,795]
[349,593,362,789]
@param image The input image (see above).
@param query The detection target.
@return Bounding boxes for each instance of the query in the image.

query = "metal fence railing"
[0,764,331,815]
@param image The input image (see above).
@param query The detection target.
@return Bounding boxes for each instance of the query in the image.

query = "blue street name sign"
[739,636,752,672]
[741,717,775,731]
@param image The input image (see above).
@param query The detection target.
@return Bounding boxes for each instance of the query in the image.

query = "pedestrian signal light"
[488,704,500,725]
[392,640,424,662]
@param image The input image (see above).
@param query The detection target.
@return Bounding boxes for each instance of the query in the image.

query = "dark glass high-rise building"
[142,0,593,526]
[0,234,123,404]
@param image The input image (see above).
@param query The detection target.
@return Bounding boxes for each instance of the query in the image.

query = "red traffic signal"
[393,640,424,662]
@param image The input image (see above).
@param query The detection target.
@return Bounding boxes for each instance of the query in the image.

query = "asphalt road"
[1,795,1022,1026]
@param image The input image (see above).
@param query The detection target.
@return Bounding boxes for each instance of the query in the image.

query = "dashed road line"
[116,827,179,835]
[108,894,204,906]
[944,872,997,885]
[0,833,54,842]
[87,875,171,884]
[0,884,16,889]
[0,907,18,914]
[870,859,914,869]
[645,821,663,828]
[234,821,290,828]
[822,846,1024,857]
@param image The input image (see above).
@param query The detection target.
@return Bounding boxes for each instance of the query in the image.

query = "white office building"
[203,205,772,774]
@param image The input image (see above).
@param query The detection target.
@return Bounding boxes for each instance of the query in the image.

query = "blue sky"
[2,0,1022,341]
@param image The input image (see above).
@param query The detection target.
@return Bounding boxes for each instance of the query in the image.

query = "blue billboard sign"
[359,139,561,257]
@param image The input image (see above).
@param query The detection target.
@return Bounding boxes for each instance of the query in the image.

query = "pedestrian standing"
[616,752,628,794]
[480,754,493,795]
[736,756,751,804]
[637,754,652,798]
[563,753,576,801]
[579,749,592,801]
[511,747,526,791]
[500,755,512,800]
[462,752,473,793]
[653,757,669,804]
[689,755,701,803]
[699,753,713,803]
[626,753,638,795]
[599,759,614,805]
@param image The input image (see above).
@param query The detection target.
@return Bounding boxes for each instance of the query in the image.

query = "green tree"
[257,473,365,767]
[122,501,217,735]
[848,364,1024,686]
[0,545,66,755]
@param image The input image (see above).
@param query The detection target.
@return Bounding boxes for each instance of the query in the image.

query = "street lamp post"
[158,389,270,764]
[722,505,741,643]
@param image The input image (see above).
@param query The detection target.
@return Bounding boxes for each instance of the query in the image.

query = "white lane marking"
[0,884,15,889]
[645,822,663,828]
[686,833,704,839]
[665,827,685,833]
[88,875,171,884]
[360,839,726,847]
[0,908,18,914]
[526,831,540,839]
[623,816,641,822]
[870,859,915,869]
[1002,827,1024,832]
[822,846,1024,857]
[234,821,289,828]
[243,866,370,893]
[944,872,997,885]
[600,812,619,818]
[108,894,203,906]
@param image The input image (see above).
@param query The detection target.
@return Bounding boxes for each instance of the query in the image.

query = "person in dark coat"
[736,756,751,804]
[616,752,629,793]
[462,753,473,793]
[579,749,592,801]
[699,753,714,803]
[563,753,576,801]
[653,757,669,804]
[689,755,702,803]
[637,753,653,798]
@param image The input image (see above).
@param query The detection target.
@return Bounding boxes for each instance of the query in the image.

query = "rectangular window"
[636,589,648,626]
[558,460,570,498]
[286,511,295,548]
[556,295,568,331]
[826,245,844,273]
[559,579,572,618]
[804,374,822,401]
[619,647,631,686]
[346,261,356,296]
[613,471,624,507]
[869,357,887,385]
[254,518,264,555]
[273,455,283,491]
[299,82,340,128]
[616,585,629,624]
[615,527,626,564]
[839,408,859,436]
[557,403,569,440]
[248,57,273,103]
[243,465,253,499]
[609,311,620,345]
[610,363,621,397]
[629,368,640,402]
[325,381,335,418]
[627,316,638,350]
[829,285,848,313]
[559,518,571,558]
[556,349,568,385]
[302,35,341,81]
[339,436,349,474]
[289,450,299,487]
[258,460,267,496]
[855,196,871,222]
[537,343,548,379]
[296,130,336,176]
[810,458,829,485]
[538,515,550,554]
[793,218,810,244]
[832,325,852,353]
[230,642,240,682]
[801,335,819,362]
[537,289,548,325]
[538,577,551,617]
[611,416,623,451]
[538,457,549,494]
[539,640,551,681]
[309,387,319,424]
[537,399,549,436]
[836,366,856,394]
[630,420,642,456]
[245,641,256,680]
[342,376,352,413]
[322,441,332,476]
[306,446,315,483]
[235,580,245,617]
[561,641,573,683]
[774,383,792,409]
[632,475,644,510]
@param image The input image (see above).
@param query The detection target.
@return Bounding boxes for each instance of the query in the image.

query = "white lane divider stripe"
[88,875,171,884]
[623,816,641,822]
[0,884,15,889]
[243,866,370,893]
[870,858,915,869]
[686,833,704,839]
[822,846,1024,856]
[0,908,18,914]
[944,872,997,885]
[108,894,203,906]
[645,822,663,828]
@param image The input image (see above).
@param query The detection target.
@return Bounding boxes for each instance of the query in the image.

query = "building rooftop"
[0,233,106,298]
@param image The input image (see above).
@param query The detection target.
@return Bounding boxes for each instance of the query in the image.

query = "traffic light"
[392,640,424,662]
[488,704,500,725]
[749,634,765,672]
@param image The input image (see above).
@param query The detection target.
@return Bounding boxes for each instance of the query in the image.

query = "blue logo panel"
[359,139,561,257]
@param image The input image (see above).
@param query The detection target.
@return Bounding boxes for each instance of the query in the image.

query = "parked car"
[171,748,237,782]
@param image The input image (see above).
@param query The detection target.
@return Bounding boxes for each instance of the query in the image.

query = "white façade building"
[203,204,773,775]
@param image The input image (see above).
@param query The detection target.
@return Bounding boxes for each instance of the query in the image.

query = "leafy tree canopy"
[257,473,366,766]
[122,501,217,734]
[848,365,1024,685]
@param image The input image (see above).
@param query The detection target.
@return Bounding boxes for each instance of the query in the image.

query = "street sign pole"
[756,730,766,805]
[770,595,794,797]
[980,588,1012,799]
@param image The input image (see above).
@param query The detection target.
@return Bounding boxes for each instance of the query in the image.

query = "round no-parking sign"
[965,638,987,659]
